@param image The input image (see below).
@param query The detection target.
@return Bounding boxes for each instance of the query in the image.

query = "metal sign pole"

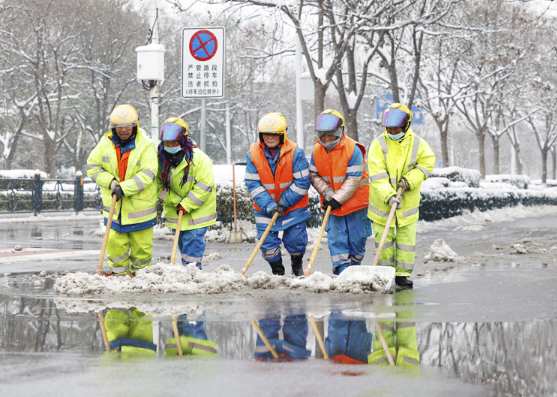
[200,98,207,151]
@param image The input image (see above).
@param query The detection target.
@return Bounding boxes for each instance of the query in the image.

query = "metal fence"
[0,172,102,215]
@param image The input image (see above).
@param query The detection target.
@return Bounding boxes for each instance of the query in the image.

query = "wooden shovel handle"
[372,187,404,267]
[97,194,117,275]
[241,212,280,275]
[304,206,332,277]
[170,210,184,265]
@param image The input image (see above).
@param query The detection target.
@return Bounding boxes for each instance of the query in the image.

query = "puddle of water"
[1,283,556,397]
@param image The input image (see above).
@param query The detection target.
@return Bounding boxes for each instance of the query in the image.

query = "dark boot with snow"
[269,258,285,276]
[291,255,304,277]
[395,276,413,288]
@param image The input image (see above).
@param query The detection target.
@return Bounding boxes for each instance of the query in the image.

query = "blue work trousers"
[325,313,372,363]
[254,315,311,360]
[326,208,372,275]
[176,227,208,268]
[257,222,308,263]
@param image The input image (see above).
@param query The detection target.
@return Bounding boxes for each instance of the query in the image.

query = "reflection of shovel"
[229,164,243,244]
[336,187,404,293]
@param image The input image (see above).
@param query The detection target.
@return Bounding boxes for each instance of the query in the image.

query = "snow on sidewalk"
[53,262,391,296]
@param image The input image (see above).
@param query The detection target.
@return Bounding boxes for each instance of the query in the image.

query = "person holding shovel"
[309,110,372,275]
[367,103,435,287]
[244,113,311,276]
[87,104,158,275]
[157,117,217,270]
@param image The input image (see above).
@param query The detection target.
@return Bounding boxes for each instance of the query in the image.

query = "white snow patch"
[418,205,557,232]
[53,263,390,296]
[314,68,328,86]
[424,239,458,263]
[510,244,528,254]
[203,252,223,261]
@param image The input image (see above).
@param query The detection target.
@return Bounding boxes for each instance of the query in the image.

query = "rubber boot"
[291,255,304,277]
[269,258,285,276]
[395,276,413,287]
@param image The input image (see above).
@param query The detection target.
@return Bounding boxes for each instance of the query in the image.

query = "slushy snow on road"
[53,263,391,296]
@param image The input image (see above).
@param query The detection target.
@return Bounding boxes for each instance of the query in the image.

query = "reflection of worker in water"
[368,294,420,366]
[368,320,420,366]
[164,314,217,357]
[104,308,157,355]
[254,315,311,361]
[324,313,372,364]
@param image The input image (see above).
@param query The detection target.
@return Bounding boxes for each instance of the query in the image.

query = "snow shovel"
[96,195,118,276]
[336,187,404,292]
[240,212,280,275]
[170,210,184,265]
[229,164,243,244]
[304,206,332,277]
[171,316,184,356]
[97,311,111,353]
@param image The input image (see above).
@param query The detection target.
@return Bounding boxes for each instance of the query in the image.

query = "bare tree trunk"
[478,132,486,179]
[344,110,359,141]
[491,134,500,175]
[314,83,326,122]
[551,146,557,180]
[515,143,523,175]
[45,138,57,178]
[541,147,548,184]
[439,122,450,167]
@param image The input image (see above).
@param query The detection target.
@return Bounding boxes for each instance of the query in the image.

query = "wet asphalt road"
[1,212,557,396]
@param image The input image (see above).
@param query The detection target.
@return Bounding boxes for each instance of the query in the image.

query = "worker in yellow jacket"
[87,105,158,275]
[367,103,435,287]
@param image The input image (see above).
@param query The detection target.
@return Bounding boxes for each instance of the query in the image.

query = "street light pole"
[149,0,160,143]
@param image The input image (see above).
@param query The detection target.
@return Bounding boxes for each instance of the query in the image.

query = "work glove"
[111,186,124,201]
[322,198,342,211]
[176,204,187,215]
[268,206,284,218]
[398,178,410,191]
[388,196,402,210]
[110,179,120,190]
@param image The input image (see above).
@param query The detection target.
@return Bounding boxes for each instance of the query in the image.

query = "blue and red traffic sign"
[189,30,218,61]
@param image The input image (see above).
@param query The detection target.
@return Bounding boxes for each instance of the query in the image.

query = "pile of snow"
[0,212,102,224]
[422,177,450,190]
[418,204,557,232]
[431,166,481,188]
[479,181,517,190]
[213,165,246,184]
[53,263,391,296]
[0,169,48,179]
[424,239,458,263]
[486,174,530,189]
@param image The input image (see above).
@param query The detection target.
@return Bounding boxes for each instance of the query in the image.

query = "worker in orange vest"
[309,110,372,275]
[244,113,311,276]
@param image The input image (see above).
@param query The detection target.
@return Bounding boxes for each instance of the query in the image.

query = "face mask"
[387,131,405,141]
[164,145,182,154]
[318,137,341,150]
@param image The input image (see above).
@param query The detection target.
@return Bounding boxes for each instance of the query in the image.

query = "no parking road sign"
[182,27,225,98]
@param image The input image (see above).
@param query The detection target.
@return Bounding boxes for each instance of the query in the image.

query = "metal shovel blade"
[336,265,395,293]
[229,230,243,244]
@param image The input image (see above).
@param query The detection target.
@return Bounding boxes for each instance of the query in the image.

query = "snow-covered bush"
[486,174,530,189]
[431,166,481,188]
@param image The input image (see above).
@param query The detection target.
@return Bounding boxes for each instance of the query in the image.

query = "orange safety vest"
[249,139,309,216]
[312,135,369,216]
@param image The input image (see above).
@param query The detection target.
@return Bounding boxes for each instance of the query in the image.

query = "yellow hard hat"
[257,113,288,143]
[160,117,189,141]
[110,105,139,127]
[382,103,412,131]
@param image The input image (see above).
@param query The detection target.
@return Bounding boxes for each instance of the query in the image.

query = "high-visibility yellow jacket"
[367,129,435,227]
[157,148,217,230]
[87,128,158,225]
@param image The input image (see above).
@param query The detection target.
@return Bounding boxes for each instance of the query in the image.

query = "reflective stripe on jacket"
[87,128,158,225]
[367,129,435,227]
[164,336,217,357]
[157,148,217,230]
[311,135,370,216]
